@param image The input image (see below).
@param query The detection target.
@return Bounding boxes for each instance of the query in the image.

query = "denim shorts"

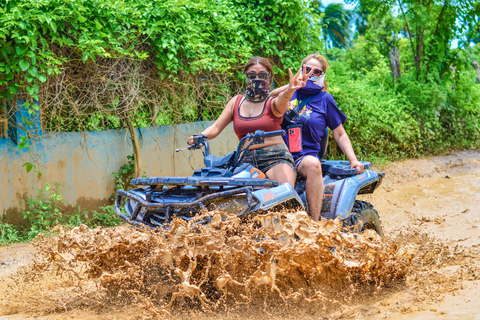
[242,144,296,175]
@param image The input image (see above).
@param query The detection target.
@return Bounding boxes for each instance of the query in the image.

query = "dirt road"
[354,149,480,319]
[1,150,479,319]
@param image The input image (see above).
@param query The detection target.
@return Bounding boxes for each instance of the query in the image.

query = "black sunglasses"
[305,66,324,76]
[246,71,270,80]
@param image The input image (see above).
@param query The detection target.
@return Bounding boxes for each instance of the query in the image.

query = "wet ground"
[0,150,479,319]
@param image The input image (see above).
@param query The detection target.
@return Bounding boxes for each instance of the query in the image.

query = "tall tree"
[322,3,353,50]
[347,0,480,80]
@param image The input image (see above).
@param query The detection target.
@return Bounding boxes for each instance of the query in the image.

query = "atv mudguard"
[321,169,384,220]
[250,182,304,212]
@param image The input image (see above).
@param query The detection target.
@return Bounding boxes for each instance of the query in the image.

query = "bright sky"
[321,0,356,10]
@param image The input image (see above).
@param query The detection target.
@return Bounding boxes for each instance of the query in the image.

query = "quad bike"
[114,130,384,237]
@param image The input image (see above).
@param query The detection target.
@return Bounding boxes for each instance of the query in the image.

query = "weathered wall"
[0,121,238,223]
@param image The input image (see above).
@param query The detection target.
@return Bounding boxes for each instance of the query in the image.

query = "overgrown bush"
[0,0,322,132]
[314,36,480,161]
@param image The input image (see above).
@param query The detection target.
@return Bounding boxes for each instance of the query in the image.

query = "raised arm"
[269,84,288,97]
[332,124,364,174]
[271,65,313,117]
[188,97,235,144]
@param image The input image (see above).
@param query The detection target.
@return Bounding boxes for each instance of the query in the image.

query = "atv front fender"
[250,182,304,213]
[324,170,384,221]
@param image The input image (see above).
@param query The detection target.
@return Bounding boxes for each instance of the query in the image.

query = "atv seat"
[204,152,235,168]
[321,160,371,176]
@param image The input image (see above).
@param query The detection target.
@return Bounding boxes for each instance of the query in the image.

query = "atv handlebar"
[231,129,285,170]
[176,134,210,156]
[177,130,285,169]
[245,129,285,141]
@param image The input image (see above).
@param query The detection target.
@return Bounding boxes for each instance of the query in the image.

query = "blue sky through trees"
[319,0,461,48]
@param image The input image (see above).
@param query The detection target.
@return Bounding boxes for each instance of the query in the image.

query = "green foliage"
[0,0,323,126]
[350,0,480,80]
[22,162,43,176]
[322,3,352,49]
[0,222,23,245]
[89,206,123,228]
[322,33,480,160]
[23,183,64,238]
[0,183,125,244]
[328,58,421,161]
[316,0,480,160]
[64,205,122,228]
[346,36,386,74]
[112,154,136,192]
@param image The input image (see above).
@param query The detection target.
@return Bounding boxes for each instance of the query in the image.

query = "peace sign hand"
[287,64,314,93]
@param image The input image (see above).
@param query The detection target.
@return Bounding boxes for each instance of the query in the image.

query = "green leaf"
[15,46,28,56]
[18,136,29,150]
[8,85,18,95]
[19,59,30,71]
[23,162,33,173]
[95,20,103,30]
[28,66,38,77]
[82,52,89,63]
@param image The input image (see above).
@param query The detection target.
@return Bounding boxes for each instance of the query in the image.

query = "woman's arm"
[271,66,313,117]
[269,84,289,97]
[332,124,364,174]
[188,97,235,144]
[272,86,296,117]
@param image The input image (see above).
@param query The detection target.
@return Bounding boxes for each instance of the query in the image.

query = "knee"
[301,157,322,177]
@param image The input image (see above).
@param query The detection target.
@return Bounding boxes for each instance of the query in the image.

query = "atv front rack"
[130,176,278,187]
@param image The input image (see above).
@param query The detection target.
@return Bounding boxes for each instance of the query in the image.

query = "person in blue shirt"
[270,53,364,222]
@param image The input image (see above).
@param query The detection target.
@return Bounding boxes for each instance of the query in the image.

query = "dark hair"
[243,56,274,80]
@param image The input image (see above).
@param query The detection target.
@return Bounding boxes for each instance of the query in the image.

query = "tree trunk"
[388,47,401,82]
[473,61,480,83]
[450,66,457,90]
[124,114,143,179]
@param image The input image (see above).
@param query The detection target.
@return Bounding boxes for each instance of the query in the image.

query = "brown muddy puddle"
[1,151,480,320]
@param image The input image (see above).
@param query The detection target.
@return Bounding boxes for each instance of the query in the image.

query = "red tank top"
[232,95,283,140]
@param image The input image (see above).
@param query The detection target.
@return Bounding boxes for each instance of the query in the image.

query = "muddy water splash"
[3,212,412,316]
[3,211,470,319]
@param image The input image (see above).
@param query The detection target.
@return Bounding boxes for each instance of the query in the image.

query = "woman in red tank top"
[188,56,314,188]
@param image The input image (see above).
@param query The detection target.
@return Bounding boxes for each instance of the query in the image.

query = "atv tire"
[351,200,384,240]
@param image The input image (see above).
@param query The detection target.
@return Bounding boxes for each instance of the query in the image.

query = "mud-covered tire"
[350,200,384,239]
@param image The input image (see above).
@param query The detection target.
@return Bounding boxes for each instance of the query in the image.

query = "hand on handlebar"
[350,160,365,174]
[187,134,208,146]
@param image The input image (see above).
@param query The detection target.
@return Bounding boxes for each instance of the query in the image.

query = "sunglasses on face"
[305,66,324,76]
[246,71,270,80]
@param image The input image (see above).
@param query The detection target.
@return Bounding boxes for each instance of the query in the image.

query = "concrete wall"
[0,121,238,223]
